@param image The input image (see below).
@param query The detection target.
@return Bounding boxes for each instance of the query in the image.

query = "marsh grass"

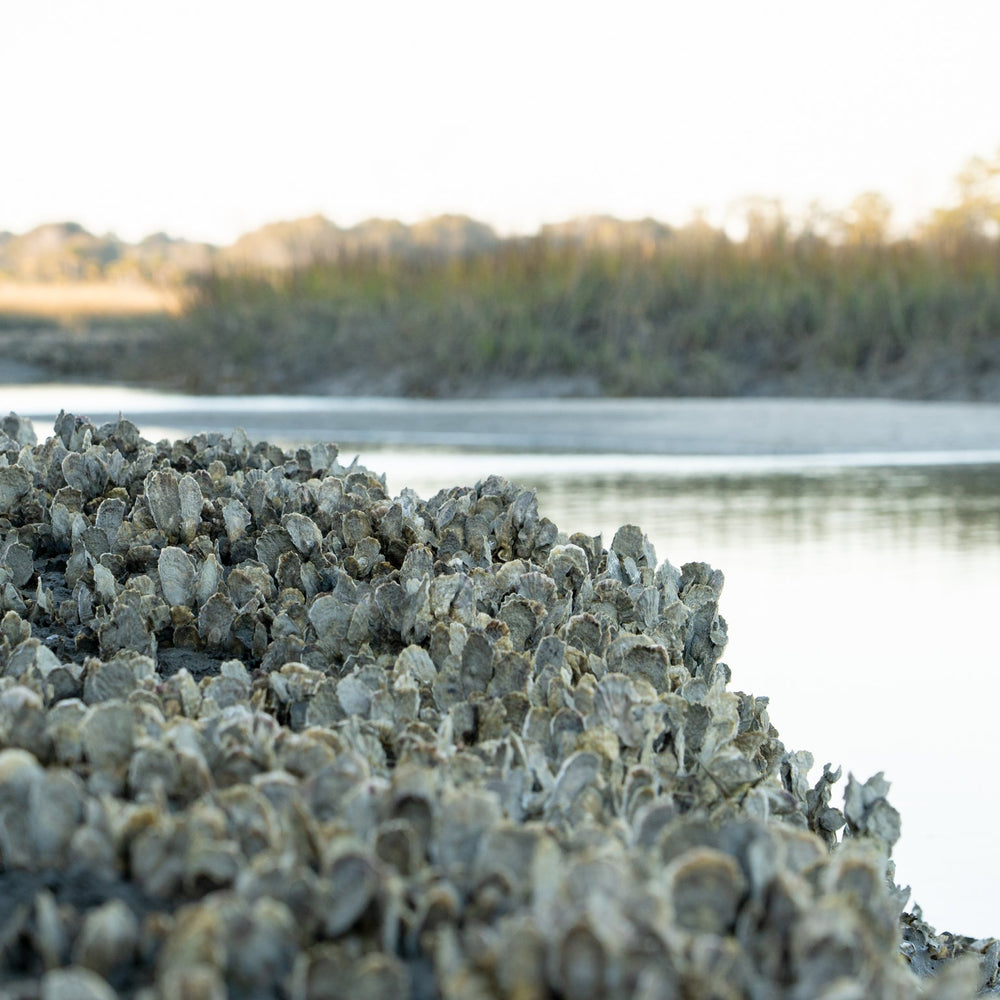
[133,229,1000,399]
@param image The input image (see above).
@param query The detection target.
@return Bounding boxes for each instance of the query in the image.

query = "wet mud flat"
[0,410,998,999]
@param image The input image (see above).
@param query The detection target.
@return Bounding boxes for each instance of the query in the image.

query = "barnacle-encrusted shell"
[0,411,994,999]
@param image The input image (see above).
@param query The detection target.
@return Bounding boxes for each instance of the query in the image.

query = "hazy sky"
[3,1,998,244]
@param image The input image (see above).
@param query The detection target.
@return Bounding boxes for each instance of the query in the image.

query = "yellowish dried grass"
[0,280,181,317]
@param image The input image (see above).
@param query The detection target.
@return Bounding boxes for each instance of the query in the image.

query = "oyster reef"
[0,410,997,999]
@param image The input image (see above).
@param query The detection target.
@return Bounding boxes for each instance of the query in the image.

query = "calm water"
[5,387,1000,938]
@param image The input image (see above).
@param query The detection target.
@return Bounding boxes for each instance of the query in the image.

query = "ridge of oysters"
[0,410,996,999]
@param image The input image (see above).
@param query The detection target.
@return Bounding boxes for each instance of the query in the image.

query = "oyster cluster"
[0,410,997,1000]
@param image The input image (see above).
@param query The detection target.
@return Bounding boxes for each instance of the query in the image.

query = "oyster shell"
[0,411,991,1000]
[158,545,198,608]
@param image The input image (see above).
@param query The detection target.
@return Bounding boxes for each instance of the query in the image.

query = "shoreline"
[4,384,1000,460]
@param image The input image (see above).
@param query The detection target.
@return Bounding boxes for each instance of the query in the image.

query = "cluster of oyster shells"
[0,410,997,999]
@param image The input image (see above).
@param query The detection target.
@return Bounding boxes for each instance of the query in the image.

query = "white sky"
[2,0,998,245]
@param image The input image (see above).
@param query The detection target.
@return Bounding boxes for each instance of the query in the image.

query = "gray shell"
[0,410,991,1000]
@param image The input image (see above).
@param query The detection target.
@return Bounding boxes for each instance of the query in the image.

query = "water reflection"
[529,464,1000,557]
